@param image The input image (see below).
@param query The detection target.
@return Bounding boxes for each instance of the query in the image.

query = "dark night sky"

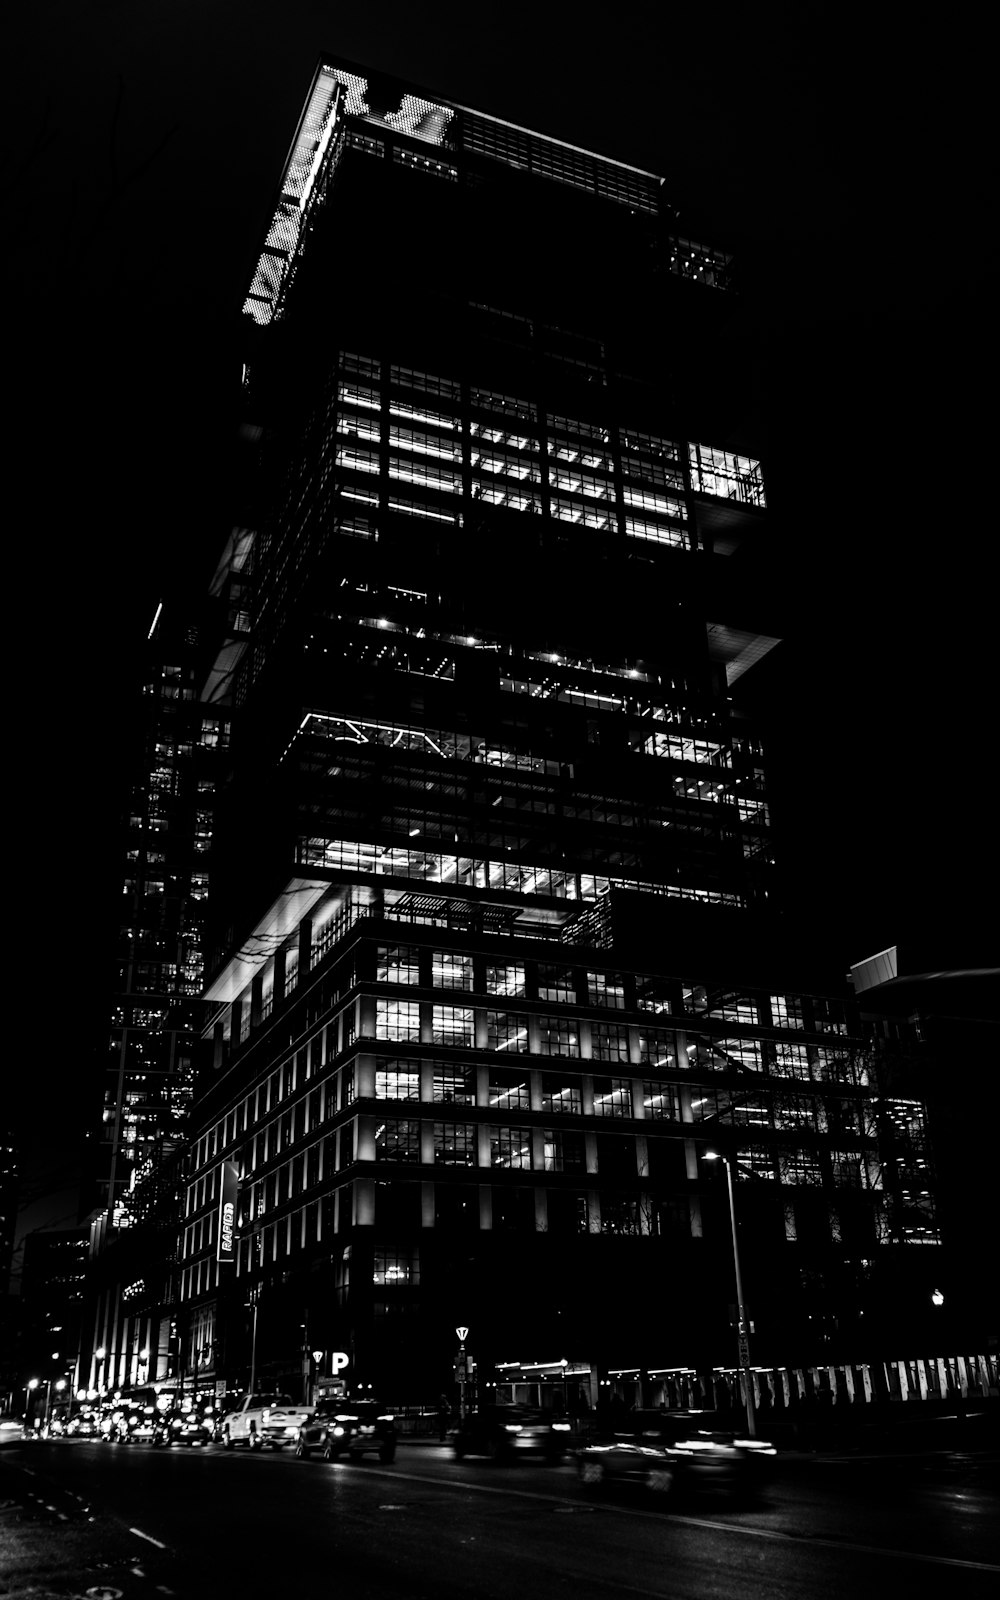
[5,3,995,1236]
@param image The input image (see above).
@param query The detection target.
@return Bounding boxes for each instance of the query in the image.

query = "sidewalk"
[751,1403,1000,1458]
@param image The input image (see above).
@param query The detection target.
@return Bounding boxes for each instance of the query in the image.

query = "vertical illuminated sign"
[217,1160,239,1265]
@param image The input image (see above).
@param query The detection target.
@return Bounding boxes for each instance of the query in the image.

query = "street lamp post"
[26,1378,40,1435]
[705,1150,757,1438]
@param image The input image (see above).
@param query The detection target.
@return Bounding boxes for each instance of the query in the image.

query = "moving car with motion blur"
[577,1410,775,1502]
[452,1404,572,1463]
[295,1398,397,1463]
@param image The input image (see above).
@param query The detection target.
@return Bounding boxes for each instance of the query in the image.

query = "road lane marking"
[361,1463,1000,1574]
[130,1526,168,1548]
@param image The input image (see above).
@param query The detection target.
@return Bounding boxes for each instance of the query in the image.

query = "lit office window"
[433,1066,476,1106]
[588,971,626,1009]
[432,951,473,991]
[374,1120,421,1162]
[770,994,806,1029]
[489,1127,532,1169]
[590,1023,630,1064]
[637,1030,672,1068]
[623,516,688,549]
[488,1070,529,1111]
[537,965,576,1004]
[433,1123,477,1166]
[773,1094,826,1133]
[373,1247,420,1285]
[592,1077,632,1117]
[689,442,765,507]
[642,1084,680,1120]
[732,1144,776,1181]
[375,999,421,1042]
[540,1073,582,1115]
[431,1006,474,1046]
[377,945,422,985]
[375,1064,421,1101]
[486,961,526,997]
[487,1012,529,1053]
[536,1016,580,1057]
[771,1043,811,1081]
[779,1152,823,1187]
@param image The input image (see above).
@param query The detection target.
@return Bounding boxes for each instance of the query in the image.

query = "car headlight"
[551,1423,571,1432]
[503,1424,522,1433]
[333,1426,345,1437]
[284,1426,297,1436]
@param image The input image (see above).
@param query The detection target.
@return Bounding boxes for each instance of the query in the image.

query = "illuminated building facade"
[176,61,943,1402]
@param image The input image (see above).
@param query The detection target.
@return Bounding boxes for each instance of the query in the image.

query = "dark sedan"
[296,1399,397,1463]
[153,1406,216,1447]
[452,1405,572,1463]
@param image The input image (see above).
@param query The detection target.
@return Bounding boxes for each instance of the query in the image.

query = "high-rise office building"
[169,60,939,1405]
[79,608,229,1395]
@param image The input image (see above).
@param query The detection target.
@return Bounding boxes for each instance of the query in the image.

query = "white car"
[220,1393,314,1451]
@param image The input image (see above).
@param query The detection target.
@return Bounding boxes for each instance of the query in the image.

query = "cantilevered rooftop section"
[243,59,734,328]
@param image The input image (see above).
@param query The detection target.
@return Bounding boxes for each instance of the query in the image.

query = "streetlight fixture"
[26,1377,40,1432]
[49,1379,67,1432]
[704,1150,757,1438]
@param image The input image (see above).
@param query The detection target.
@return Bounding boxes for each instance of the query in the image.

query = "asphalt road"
[1,1438,998,1599]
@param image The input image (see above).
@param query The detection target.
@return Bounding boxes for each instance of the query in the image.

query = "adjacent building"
[78,607,230,1396]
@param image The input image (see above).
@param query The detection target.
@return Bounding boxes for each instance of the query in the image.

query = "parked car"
[452,1405,572,1463]
[296,1399,397,1463]
[65,1414,98,1439]
[153,1405,215,1447]
[577,1412,775,1501]
[260,1401,318,1451]
[220,1393,313,1451]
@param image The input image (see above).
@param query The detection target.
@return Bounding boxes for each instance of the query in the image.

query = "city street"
[1,1437,998,1599]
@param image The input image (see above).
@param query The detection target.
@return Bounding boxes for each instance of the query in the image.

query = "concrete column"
[250,971,263,1029]
[477,1125,492,1169]
[299,917,312,979]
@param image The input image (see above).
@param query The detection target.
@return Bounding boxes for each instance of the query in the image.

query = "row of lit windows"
[186,1043,875,1230]
[189,1112,879,1257]
[298,836,744,910]
[335,367,757,520]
